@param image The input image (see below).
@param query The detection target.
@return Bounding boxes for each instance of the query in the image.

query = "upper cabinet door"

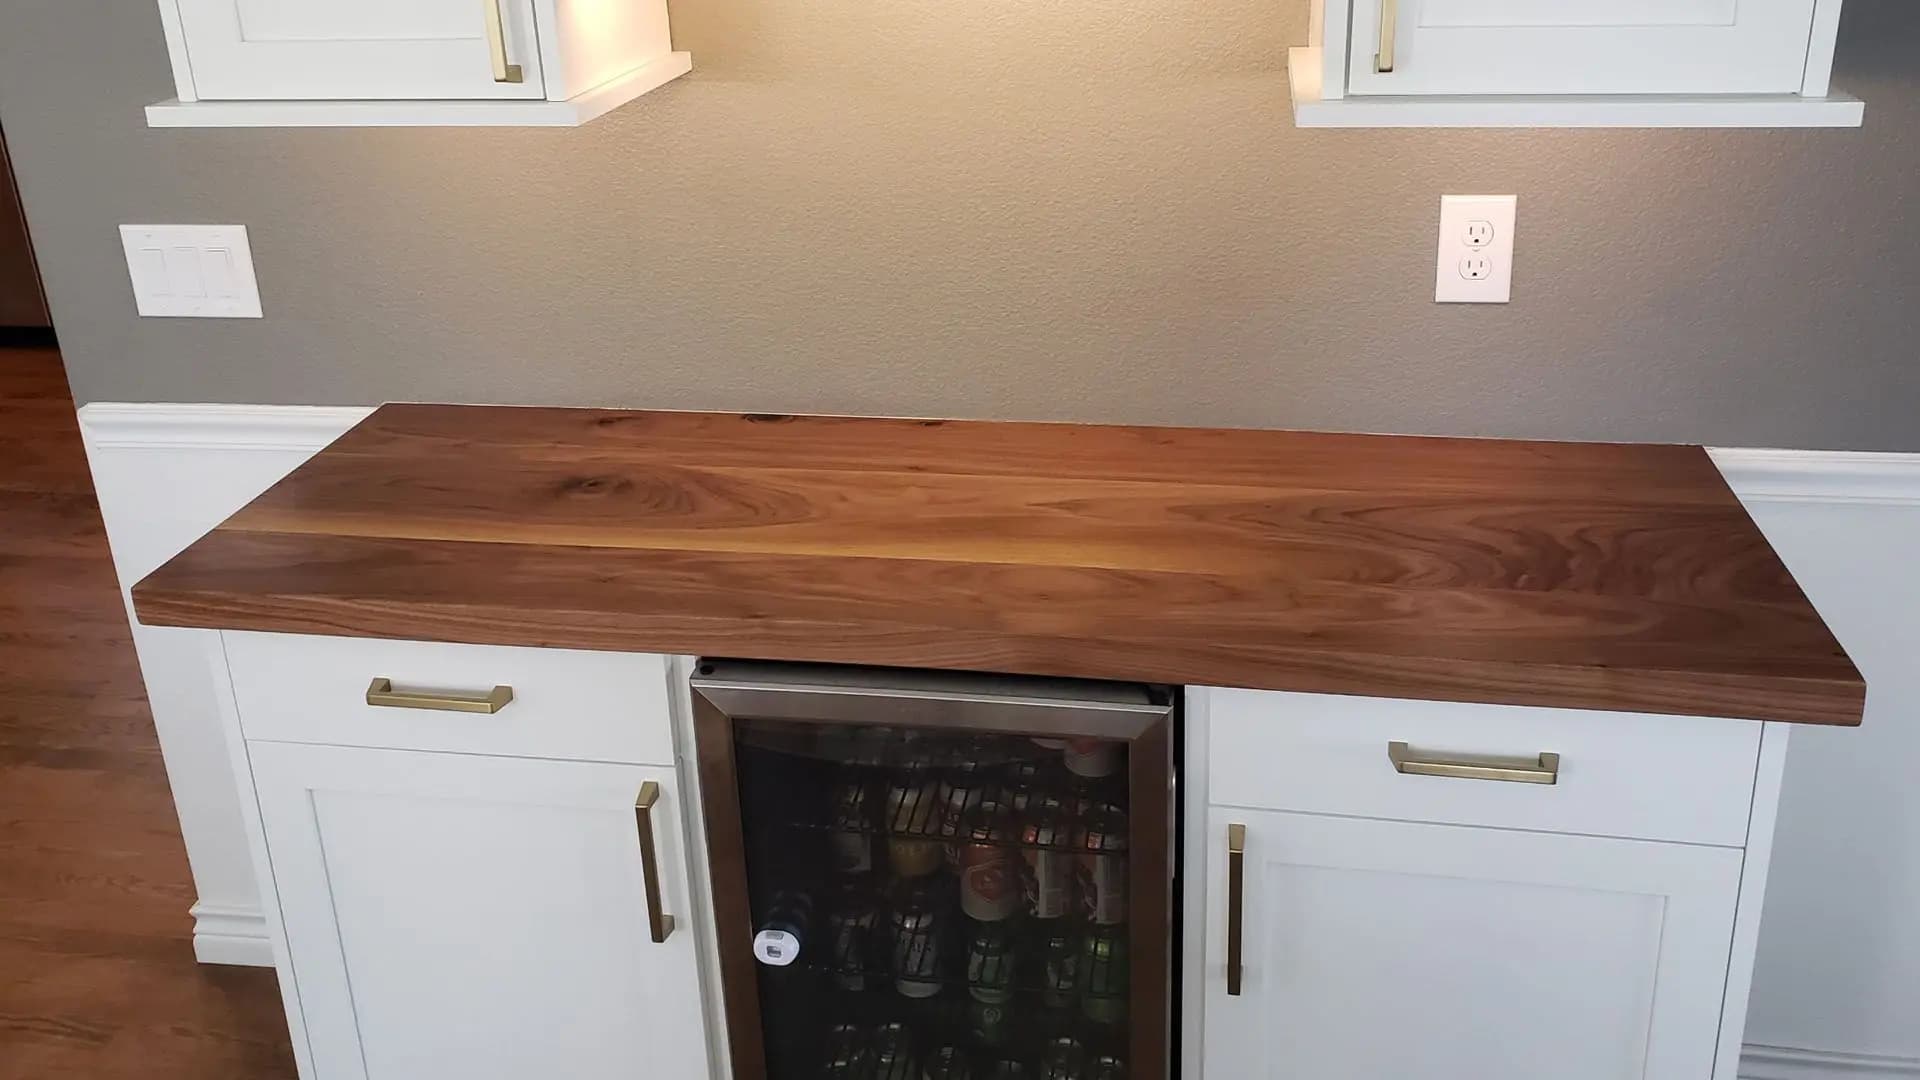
[173,0,547,100]
[251,743,711,1080]
[1347,0,1820,95]
[1203,807,1742,1080]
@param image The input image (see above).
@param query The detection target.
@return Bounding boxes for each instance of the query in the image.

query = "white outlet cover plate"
[119,224,262,318]
[1435,195,1516,303]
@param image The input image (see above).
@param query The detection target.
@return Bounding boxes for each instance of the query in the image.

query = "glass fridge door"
[692,664,1174,1080]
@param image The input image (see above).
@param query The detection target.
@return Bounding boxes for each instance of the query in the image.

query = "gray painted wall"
[0,0,1914,448]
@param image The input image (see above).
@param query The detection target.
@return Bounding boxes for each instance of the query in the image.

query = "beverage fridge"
[691,662,1179,1080]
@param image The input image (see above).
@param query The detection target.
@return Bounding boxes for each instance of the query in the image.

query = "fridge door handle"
[634,781,677,943]
[1227,822,1246,995]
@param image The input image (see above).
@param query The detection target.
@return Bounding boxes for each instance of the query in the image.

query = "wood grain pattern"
[132,405,1865,726]
[0,345,295,1079]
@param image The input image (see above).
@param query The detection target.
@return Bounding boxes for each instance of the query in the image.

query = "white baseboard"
[189,901,275,967]
[1709,447,1920,506]
[1742,1045,1920,1079]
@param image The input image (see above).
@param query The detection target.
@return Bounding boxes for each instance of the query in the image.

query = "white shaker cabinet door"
[1347,0,1820,96]
[1202,807,1742,1080]
[172,0,546,100]
[250,742,709,1080]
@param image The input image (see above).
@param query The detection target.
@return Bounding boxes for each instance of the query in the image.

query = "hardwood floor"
[0,344,295,1078]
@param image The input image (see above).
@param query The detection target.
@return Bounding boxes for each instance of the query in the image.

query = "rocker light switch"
[120,224,262,318]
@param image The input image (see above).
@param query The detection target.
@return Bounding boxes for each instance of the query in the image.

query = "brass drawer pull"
[1376,0,1399,73]
[483,0,525,83]
[364,677,514,715]
[635,781,677,943]
[1388,740,1560,785]
[1226,822,1246,996]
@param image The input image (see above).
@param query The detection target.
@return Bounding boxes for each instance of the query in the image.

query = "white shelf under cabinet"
[146,53,692,129]
[1288,48,1865,129]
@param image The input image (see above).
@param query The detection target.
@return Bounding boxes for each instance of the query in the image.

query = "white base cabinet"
[1203,808,1742,1080]
[249,743,710,1080]
[207,633,715,1080]
[1186,686,1790,1080]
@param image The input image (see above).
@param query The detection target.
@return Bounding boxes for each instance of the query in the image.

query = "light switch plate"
[1435,196,1516,304]
[119,224,262,318]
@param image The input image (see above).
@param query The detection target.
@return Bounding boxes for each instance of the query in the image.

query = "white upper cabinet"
[1348,0,1819,96]
[1294,0,1861,127]
[148,0,691,127]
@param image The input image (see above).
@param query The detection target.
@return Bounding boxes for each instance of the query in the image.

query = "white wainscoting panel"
[1713,448,1920,1075]
[79,403,371,967]
[70,408,1920,1077]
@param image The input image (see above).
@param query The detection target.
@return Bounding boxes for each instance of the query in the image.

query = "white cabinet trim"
[145,51,692,128]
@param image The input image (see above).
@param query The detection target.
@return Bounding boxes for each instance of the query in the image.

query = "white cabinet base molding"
[186,900,273,967]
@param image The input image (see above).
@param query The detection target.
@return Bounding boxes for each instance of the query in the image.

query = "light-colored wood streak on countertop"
[131,405,1865,726]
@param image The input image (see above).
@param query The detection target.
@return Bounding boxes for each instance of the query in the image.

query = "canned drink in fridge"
[1019,795,1073,921]
[1079,925,1129,1026]
[872,1021,919,1080]
[831,779,875,876]
[826,891,878,991]
[968,999,1012,1049]
[891,887,943,999]
[965,921,1017,1004]
[1075,803,1129,926]
[1041,926,1080,1009]
[959,802,1019,921]
[1038,1037,1088,1080]
[938,768,988,871]
[923,1045,975,1080]
[821,1023,870,1079]
[1062,738,1119,780]
[887,776,944,878]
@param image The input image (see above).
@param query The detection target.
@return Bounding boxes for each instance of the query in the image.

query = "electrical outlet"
[1436,196,1516,303]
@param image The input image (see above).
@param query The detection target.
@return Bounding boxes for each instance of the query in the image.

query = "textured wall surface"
[0,2,1914,445]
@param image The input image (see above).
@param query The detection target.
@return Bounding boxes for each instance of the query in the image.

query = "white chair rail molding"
[1290,0,1864,127]
[145,0,691,128]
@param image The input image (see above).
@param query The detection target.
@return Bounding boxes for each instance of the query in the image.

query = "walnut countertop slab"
[130,405,1865,726]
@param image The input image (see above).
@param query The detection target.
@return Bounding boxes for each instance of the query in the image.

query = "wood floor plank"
[0,344,294,1079]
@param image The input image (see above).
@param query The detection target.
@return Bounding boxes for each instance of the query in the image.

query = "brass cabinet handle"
[1388,741,1560,785]
[364,677,514,715]
[634,781,677,943]
[1226,823,1246,996]
[483,0,525,83]
[1376,0,1399,72]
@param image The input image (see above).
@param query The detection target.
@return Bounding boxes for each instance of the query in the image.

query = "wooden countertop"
[131,405,1865,726]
